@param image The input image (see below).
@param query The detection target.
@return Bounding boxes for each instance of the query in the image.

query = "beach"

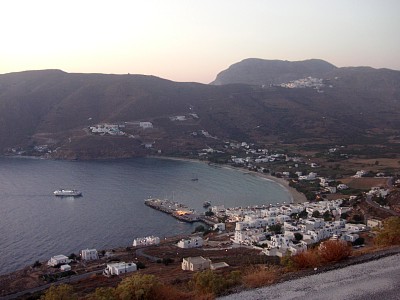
[154,156,307,205]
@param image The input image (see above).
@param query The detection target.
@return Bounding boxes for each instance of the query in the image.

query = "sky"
[1,0,399,83]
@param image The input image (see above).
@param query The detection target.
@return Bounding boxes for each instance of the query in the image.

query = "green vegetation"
[40,284,77,300]
[374,217,400,246]
[268,224,282,234]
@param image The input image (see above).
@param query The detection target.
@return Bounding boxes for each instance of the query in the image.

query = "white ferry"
[53,189,82,197]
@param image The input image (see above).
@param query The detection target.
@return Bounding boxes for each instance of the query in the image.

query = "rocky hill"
[1,60,400,159]
[211,58,337,85]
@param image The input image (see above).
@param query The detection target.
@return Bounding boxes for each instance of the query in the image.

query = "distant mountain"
[1,62,400,159]
[211,58,337,85]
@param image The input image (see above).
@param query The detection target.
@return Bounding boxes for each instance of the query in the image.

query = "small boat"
[53,189,82,197]
[203,201,211,208]
[191,173,198,181]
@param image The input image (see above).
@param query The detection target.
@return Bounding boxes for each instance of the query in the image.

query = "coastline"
[151,155,307,205]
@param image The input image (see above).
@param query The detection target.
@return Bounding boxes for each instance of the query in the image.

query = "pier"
[144,198,217,225]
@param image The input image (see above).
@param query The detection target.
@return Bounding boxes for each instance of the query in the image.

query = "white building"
[81,249,98,261]
[103,262,137,276]
[60,264,71,272]
[177,236,203,248]
[182,256,211,271]
[139,122,153,129]
[47,255,71,267]
[133,236,160,247]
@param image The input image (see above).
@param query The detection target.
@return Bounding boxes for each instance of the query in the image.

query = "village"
[2,119,400,298]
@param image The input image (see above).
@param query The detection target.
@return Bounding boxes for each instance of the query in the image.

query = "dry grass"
[340,177,389,190]
[242,265,281,288]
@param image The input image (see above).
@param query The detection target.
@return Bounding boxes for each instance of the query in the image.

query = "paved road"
[219,254,400,300]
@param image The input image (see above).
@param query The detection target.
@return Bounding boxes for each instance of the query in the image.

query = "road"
[0,270,100,300]
[219,253,400,300]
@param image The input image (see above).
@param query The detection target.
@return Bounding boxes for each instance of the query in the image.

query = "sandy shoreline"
[151,155,307,205]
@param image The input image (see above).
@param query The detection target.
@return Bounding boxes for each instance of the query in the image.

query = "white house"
[60,264,71,272]
[47,255,71,267]
[139,122,153,129]
[133,236,160,247]
[103,262,137,276]
[182,256,211,271]
[177,236,203,249]
[81,249,98,261]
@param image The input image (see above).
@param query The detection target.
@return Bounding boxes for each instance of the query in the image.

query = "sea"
[0,156,291,275]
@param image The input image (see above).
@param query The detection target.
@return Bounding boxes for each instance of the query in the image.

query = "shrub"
[374,217,400,246]
[89,287,117,300]
[242,265,280,288]
[115,274,160,300]
[40,284,77,300]
[32,260,42,268]
[353,237,365,246]
[136,261,146,269]
[190,270,226,296]
[319,240,352,263]
[291,249,320,269]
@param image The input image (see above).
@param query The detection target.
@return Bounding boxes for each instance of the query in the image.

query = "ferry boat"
[53,189,82,197]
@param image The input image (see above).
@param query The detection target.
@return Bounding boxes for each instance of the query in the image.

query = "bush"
[290,240,352,270]
[353,237,365,246]
[40,284,77,300]
[374,217,400,246]
[319,240,352,263]
[115,274,160,300]
[32,260,42,268]
[291,249,320,269]
[190,270,226,296]
[242,265,280,288]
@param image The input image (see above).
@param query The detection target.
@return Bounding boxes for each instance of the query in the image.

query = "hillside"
[1,61,400,159]
[211,58,337,85]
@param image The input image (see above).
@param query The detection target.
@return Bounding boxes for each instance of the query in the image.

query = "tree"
[340,212,349,220]
[294,232,303,241]
[205,210,214,217]
[40,284,77,300]
[353,237,365,246]
[323,210,332,221]
[193,225,205,233]
[375,217,400,246]
[268,224,282,234]
[312,211,321,218]
[298,209,308,219]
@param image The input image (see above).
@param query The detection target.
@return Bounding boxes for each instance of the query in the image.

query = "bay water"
[0,157,291,275]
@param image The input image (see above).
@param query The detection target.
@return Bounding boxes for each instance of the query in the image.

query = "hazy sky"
[1,0,399,83]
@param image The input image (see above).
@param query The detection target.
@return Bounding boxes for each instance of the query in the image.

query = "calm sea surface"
[0,157,291,275]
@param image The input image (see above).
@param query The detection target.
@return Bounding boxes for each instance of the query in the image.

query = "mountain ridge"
[1,59,400,159]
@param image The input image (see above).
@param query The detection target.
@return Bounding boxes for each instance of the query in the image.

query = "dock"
[144,198,217,225]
